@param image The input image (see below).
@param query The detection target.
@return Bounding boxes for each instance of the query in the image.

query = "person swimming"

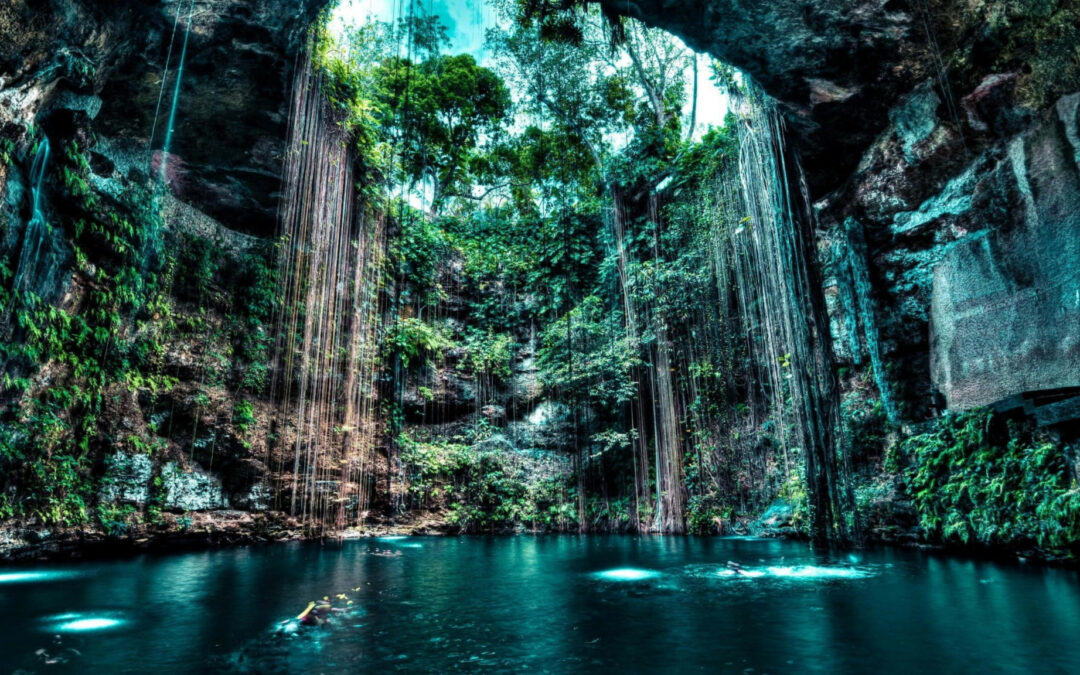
[297,599,342,626]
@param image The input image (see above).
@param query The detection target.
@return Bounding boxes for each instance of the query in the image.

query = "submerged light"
[594,568,661,581]
[0,571,79,584]
[713,565,875,580]
[57,618,124,632]
[376,536,422,548]
[43,612,127,633]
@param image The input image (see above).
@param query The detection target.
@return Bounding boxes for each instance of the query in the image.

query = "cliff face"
[0,0,329,558]
[1,0,328,236]
[601,0,1080,423]
[1,0,1078,556]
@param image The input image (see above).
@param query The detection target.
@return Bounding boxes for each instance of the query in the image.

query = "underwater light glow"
[377,536,422,548]
[594,568,661,581]
[713,565,875,580]
[0,571,79,584]
[57,618,124,631]
[43,612,127,633]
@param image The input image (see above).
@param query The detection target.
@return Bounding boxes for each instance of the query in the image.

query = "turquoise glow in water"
[594,567,662,581]
[1,537,1079,672]
[377,535,422,548]
[39,612,128,633]
[714,565,874,579]
[55,617,125,632]
[0,570,78,584]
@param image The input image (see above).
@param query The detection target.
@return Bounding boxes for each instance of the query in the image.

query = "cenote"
[1,536,1079,673]
[3,0,1080,671]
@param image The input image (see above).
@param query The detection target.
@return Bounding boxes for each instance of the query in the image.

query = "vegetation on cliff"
[0,0,1078,562]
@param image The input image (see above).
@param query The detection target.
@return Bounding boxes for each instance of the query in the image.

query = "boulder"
[162,461,229,511]
[99,453,154,506]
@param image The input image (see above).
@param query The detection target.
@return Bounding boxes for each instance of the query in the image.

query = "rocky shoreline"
[3,507,1073,569]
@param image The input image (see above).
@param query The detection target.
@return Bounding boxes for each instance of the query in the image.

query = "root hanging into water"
[270,52,386,534]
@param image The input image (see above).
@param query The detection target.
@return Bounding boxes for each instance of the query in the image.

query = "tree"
[373,53,511,212]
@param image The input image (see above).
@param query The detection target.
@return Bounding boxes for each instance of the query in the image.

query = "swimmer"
[726,561,747,575]
[297,599,344,626]
[35,635,82,666]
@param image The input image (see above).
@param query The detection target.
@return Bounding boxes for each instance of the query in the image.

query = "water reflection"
[0,538,1077,673]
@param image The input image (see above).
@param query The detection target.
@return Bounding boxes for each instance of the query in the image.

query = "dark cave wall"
[599,0,1080,421]
[0,0,331,236]
[0,0,331,557]
[0,0,1078,554]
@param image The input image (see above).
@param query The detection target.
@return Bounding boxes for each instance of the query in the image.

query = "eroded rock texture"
[0,1,328,554]
[931,96,1080,414]
[1,0,1079,553]
[1,0,329,235]
[602,0,1080,419]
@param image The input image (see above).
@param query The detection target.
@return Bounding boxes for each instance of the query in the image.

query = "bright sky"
[330,0,730,140]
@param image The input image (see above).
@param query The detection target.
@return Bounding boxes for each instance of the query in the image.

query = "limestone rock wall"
[1,0,330,236]
[930,94,1080,412]
[603,0,1080,421]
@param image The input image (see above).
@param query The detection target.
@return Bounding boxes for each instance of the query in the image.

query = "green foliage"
[841,379,890,466]
[314,12,508,208]
[902,409,1080,555]
[460,329,515,381]
[0,402,91,525]
[233,399,256,449]
[310,15,392,184]
[231,242,279,394]
[537,296,639,408]
[0,136,15,165]
[371,52,510,209]
[383,317,453,368]
[97,503,138,537]
[685,492,732,534]
[399,431,577,532]
[585,495,633,531]
[777,470,809,533]
[528,208,602,317]
[0,140,170,526]
[391,208,451,306]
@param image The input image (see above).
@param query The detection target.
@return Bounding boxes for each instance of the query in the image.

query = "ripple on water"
[764,565,875,579]
[685,563,876,581]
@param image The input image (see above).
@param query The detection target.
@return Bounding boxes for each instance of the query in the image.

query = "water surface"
[2,536,1078,673]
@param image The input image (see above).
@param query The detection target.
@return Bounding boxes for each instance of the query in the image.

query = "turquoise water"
[2,536,1079,673]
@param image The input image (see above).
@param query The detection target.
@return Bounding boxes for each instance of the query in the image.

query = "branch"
[536,91,606,176]
[448,181,530,202]
[685,54,699,142]
[624,28,666,128]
